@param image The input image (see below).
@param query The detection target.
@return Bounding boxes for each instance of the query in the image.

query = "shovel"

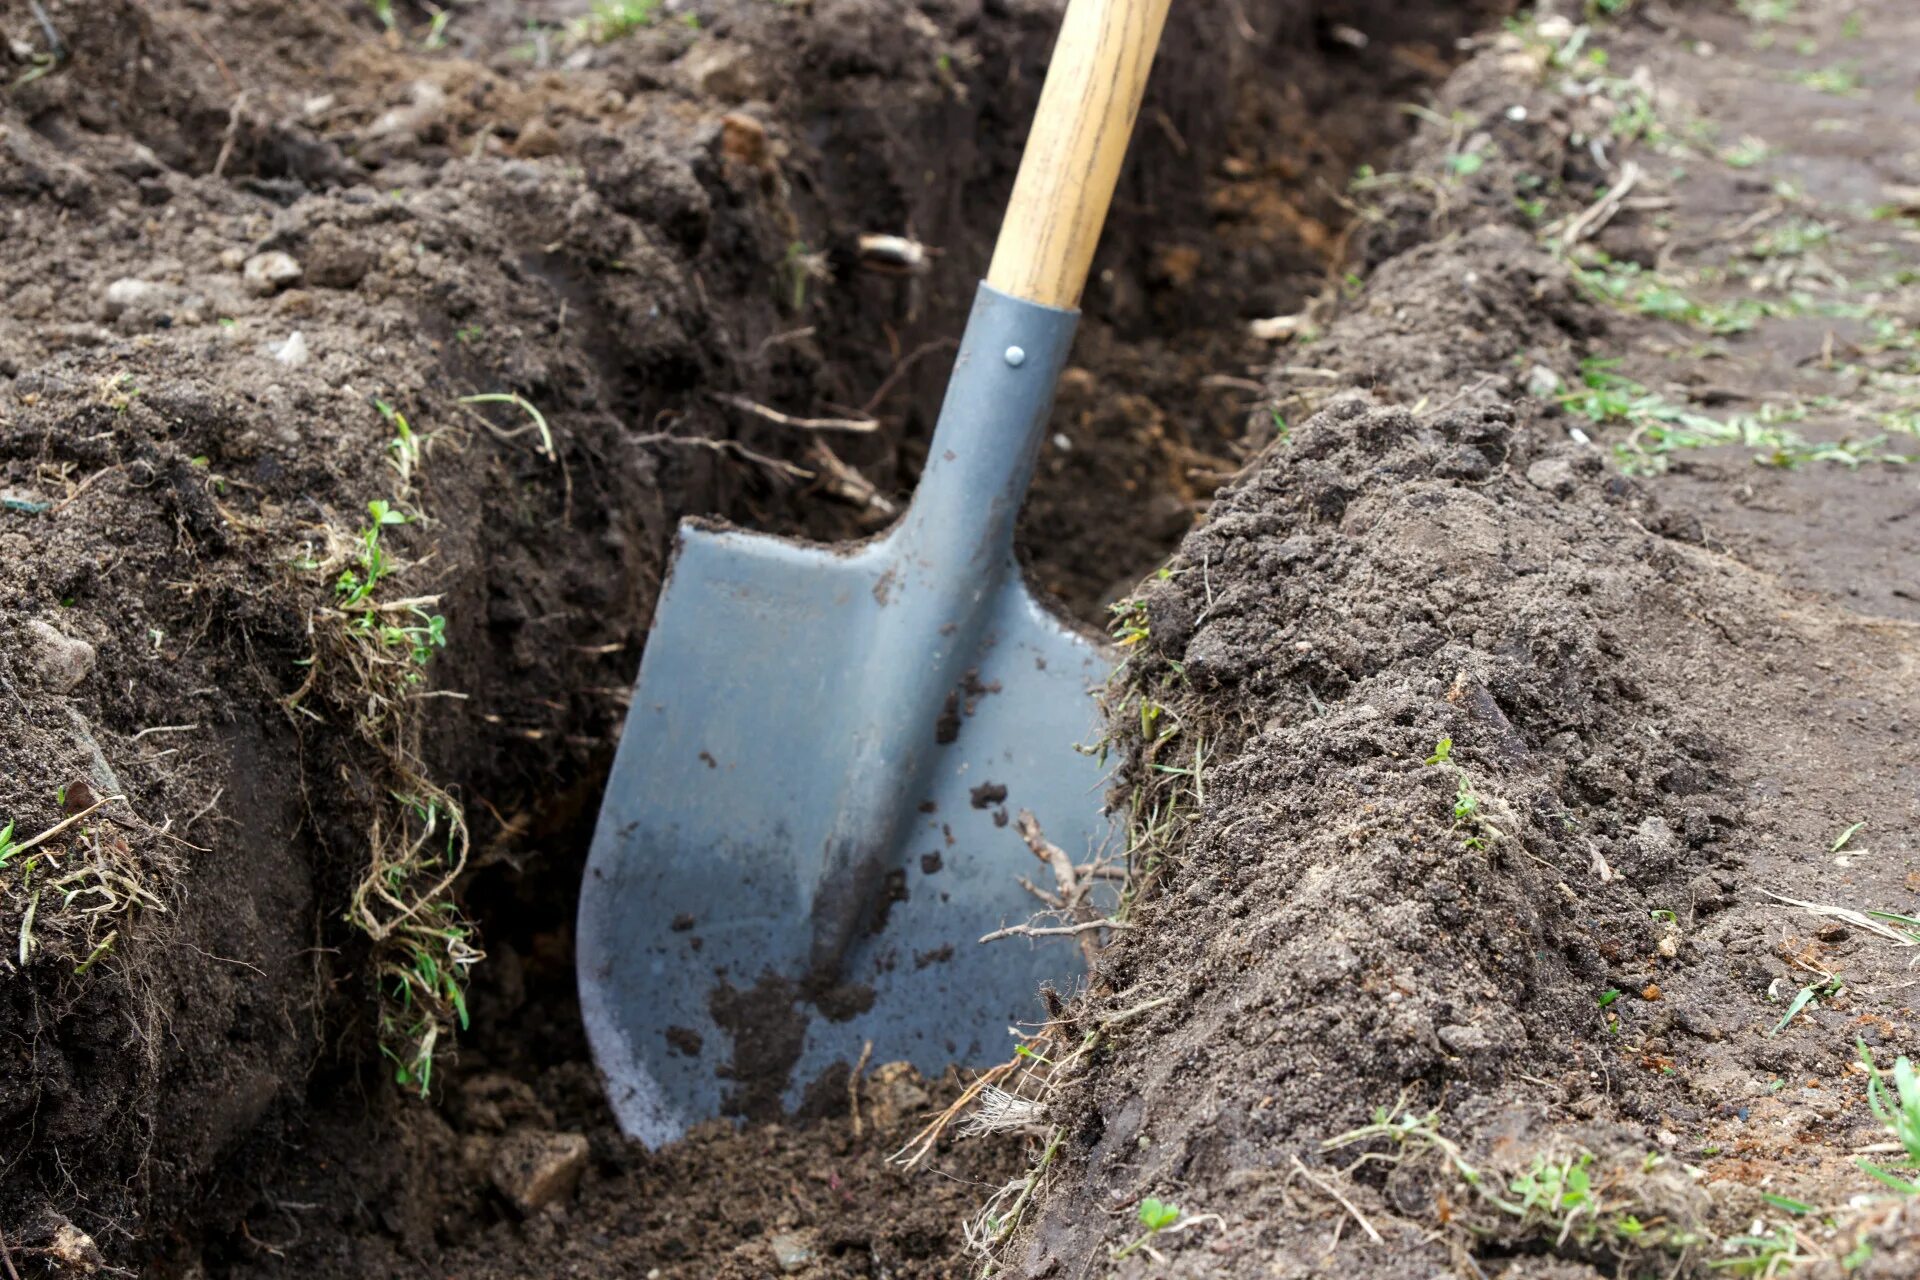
[578,0,1172,1146]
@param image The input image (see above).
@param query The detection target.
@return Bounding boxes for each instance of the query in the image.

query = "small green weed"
[295,397,474,1100]
[1112,1197,1182,1260]
[1323,1098,1705,1253]
[1769,977,1842,1036]
[1736,0,1797,23]
[0,819,15,868]
[1108,596,1150,648]
[1424,738,1501,850]
[1508,1152,1597,1242]
[1598,76,1666,148]
[335,499,408,608]
[1793,64,1862,96]
[1721,136,1770,169]
[373,397,424,489]
[1570,255,1773,334]
[571,0,661,43]
[1748,219,1834,260]
[458,391,555,461]
[1558,358,1905,474]
[422,5,452,49]
[1714,1223,1809,1274]
[781,241,829,312]
[1856,1043,1920,1194]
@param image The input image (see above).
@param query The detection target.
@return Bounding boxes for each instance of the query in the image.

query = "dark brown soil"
[0,0,1507,1277]
[1004,2,1920,1276]
[11,0,1915,1276]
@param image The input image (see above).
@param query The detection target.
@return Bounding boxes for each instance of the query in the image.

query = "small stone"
[304,225,374,289]
[1525,456,1579,498]
[513,118,563,158]
[1434,445,1493,481]
[272,331,309,367]
[218,247,248,271]
[863,1061,932,1130]
[719,112,770,168]
[489,1130,588,1215]
[47,1218,103,1274]
[679,40,767,103]
[1438,1023,1493,1054]
[242,251,302,296]
[768,1231,815,1274]
[369,80,447,140]
[26,620,95,692]
[102,277,172,317]
[1524,364,1563,398]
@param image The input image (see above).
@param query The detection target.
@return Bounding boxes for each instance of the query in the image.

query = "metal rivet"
[1004,345,1026,367]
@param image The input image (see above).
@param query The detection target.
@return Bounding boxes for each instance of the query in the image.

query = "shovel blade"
[578,521,1116,1146]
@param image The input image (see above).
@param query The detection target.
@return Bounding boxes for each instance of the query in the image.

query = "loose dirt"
[1,0,1502,1276]
[1006,2,1920,1277]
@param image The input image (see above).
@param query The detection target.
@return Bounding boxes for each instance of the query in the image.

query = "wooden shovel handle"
[986,0,1172,311]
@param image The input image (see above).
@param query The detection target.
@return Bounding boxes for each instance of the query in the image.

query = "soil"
[1005,2,1920,1277]
[0,0,1503,1276]
[5,0,1917,1276]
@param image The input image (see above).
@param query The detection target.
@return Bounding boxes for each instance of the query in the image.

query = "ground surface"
[1004,2,1920,1276]
[2,0,1917,1277]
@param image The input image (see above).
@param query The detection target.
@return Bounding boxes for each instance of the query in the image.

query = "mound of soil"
[1004,3,1920,1275]
[0,0,1504,1274]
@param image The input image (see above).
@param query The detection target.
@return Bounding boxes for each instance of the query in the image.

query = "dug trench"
[0,0,1510,1275]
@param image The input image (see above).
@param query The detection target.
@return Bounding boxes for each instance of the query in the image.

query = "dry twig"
[1289,1155,1385,1245]
[1551,160,1641,247]
[849,1039,873,1137]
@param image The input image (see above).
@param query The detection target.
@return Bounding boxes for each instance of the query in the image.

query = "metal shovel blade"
[578,286,1118,1146]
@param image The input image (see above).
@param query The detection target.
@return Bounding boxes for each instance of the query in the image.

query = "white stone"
[242,251,302,296]
[26,620,95,693]
[489,1129,588,1215]
[273,331,309,367]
